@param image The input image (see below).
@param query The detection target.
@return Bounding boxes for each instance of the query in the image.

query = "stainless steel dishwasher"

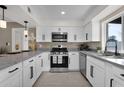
[79,52,87,77]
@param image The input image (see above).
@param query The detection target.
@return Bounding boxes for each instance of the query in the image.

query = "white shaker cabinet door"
[0,71,22,87]
[23,58,36,87]
[0,63,22,87]
[35,54,43,79]
[93,66,105,87]
[69,52,79,71]
[42,52,50,71]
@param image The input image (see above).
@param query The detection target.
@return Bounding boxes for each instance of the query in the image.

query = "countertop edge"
[80,51,124,67]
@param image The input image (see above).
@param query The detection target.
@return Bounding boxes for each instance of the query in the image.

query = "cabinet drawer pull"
[8,68,19,73]
[29,59,34,62]
[120,74,124,77]
[38,56,41,58]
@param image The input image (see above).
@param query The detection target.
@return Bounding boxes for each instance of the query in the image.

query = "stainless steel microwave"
[52,32,68,42]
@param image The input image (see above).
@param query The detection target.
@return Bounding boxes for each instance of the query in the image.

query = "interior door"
[15,31,22,51]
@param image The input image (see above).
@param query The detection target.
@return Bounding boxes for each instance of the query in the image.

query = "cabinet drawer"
[36,54,42,58]
[23,57,35,67]
[0,62,22,83]
[113,65,124,80]
[69,52,79,55]
[87,56,105,69]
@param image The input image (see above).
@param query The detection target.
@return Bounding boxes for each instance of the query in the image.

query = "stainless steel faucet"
[104,39,119,56]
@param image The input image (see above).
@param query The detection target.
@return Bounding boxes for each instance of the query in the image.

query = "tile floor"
[33,71,91,87]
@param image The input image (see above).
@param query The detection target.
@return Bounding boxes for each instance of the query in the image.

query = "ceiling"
[28,5,107,26]
[0,5,107,27]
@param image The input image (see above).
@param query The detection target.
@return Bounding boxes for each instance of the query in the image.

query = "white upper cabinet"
[36,26,52,42]
[67,27,83,42]
[83,21,100,42]
[36,26,83,42]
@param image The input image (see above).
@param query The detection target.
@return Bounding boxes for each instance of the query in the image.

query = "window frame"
[101,12,124,53]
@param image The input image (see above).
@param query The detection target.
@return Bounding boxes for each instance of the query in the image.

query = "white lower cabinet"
[35,53,43,79]
[86,60,95,86]
[93,66,105,87]
[0,63,22,87]
[112,76,124,87]
[112,65,124,87]
[86,56,124,87]
[23,57,36,87]
[105,62,114,87]
[42,52,50,71]
[86,56,105,87]
[69,52,79,71]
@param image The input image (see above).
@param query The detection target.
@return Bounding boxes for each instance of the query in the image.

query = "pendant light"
[24,21,28,37]
[0,5,7,28]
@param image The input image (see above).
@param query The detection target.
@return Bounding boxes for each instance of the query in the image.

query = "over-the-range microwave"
[52,32,68,42]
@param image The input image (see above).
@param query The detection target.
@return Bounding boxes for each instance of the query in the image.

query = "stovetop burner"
[50,47,68,55]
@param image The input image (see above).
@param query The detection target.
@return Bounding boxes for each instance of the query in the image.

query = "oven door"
[50,55,68,68]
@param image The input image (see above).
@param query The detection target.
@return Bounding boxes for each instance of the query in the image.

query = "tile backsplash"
[37,42,101,50]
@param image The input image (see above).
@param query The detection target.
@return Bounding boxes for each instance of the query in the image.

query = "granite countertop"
[0,50,48,71]
[80,51,124,67]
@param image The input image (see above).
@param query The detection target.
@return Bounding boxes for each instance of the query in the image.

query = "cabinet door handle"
[110,79,114,87]
[86,33,88,40]
[90,65,94,78]
[42,34,45,40]
[30,66,33,79]
[120,74,124,77]
[8,68,19,73]
[48,54,50,60]
[29,59,34,62]
[41,59,43,67]
[74,34,77,40]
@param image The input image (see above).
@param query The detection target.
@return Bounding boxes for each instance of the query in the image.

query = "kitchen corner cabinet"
[22,57,36,87]
[83,21,100,42]
[0,62,22,87]
[86,56,105,87]
[69,52,79,71]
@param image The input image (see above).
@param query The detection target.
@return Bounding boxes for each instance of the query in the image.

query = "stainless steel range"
[50,45,69,72]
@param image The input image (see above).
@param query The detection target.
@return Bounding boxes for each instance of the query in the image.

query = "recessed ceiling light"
[61,11,66,15]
